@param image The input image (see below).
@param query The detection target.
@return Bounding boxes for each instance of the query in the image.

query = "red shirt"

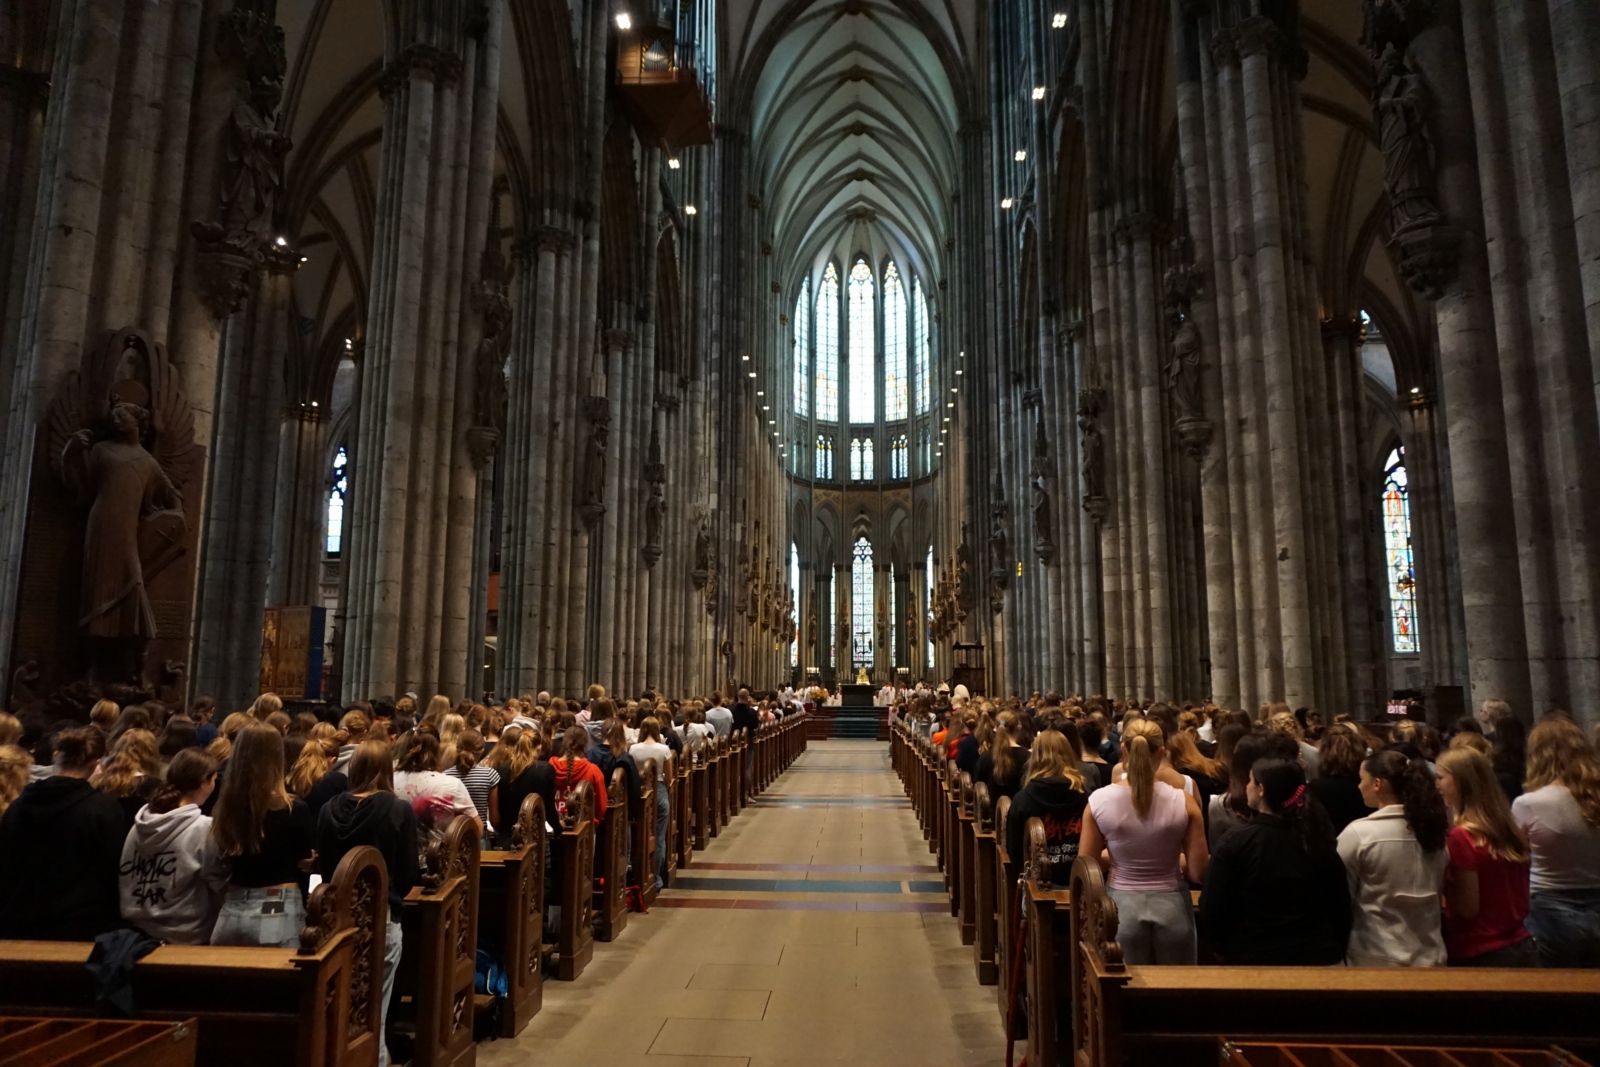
[550,756,609,822]
[1443,825,1531,962]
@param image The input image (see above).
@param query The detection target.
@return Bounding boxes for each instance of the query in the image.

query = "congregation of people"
[900,689,1600,970]
[0,684,786,1064]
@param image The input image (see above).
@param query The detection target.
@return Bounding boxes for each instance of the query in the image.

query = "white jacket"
[118,802,230,944]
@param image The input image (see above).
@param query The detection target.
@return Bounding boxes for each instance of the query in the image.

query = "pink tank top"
[1088,781,1190,891]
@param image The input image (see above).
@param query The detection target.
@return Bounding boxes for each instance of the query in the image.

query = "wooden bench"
[692,745,711,850]
[943,760,961,917]
[674,750,694,871]
[1220,1041,1594,1067]
[0,1016,200,1066]
[1064,855,1600,1067]
[994,794,1024,1042]
[393,815,479,1067]
[632,759,661,908]
[555,781,595,981]
[0,847,389,1067]
[477,795,546,1038]
[971,781,998,985]
[957,771,977,945]
[593,767,630,943]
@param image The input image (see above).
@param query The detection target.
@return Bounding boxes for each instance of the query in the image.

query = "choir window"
[789,542,800,667]
[914,277,931,416]
[884,261,907,421]
[325,446,348,555]
[848,258,875,424]
[1383,446,1419,654]
[850,437,874,481]
[792,278,810,417]
[851,537,874,667]
[815,264,839,422]
[925,546,934,670]
[890,434,909,479]
[815,434,833,480]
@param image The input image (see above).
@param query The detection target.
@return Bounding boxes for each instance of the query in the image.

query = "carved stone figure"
[1374,44,1442,233]
[577,405,608,524]
[468,180,512,467]
[1166,317,1203,419]
[808,588,819,649]
[692,520,711,587]
[48,330,197,682]
[643,482,666,567]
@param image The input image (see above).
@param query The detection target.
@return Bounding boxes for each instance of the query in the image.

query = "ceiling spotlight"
[951,387,958,393]
[742,354,750,361]
[947,402,954,408]
[1410,386,1421,394]
[954,368,962,375]
[1032,87,1047,101]
[299,256,308,264]
[274,236,288,248]
[685,204,698,215]
[769,420,776,425]
[756,390,765,396]
[748,371,757,378]
[667,157,681,170]
[615,12,632,30]
[943,416,951,422]
[763,405,770,411]
[1000,198,1013,210]
[310,401,319,408]
[1015,150,1027,162]
[1052,12,1067,28]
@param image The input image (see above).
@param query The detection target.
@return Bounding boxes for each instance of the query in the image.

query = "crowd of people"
[902,690,1600,969]
[0,683,787,1065]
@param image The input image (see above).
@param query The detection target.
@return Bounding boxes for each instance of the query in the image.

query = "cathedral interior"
[1,0,1597,728]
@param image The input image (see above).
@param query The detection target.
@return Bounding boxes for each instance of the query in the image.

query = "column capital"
[378,43,463,98]
[1320,315,1363,341]
[1209,28,1239,68]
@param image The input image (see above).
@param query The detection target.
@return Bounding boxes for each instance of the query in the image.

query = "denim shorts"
[209,886,306,948]
[1526,888,1600,968]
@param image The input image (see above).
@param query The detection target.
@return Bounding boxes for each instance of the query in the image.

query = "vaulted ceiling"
[724,0,976,291]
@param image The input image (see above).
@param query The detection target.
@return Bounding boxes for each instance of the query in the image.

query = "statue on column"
[1031,417,1055,565]
[692,518,711,588]
[47,329,198,683]
[576,399,609,526]
[468,177,512,468]
[1078,389,1109,526]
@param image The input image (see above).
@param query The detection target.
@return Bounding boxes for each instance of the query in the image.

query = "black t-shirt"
[975,748,1030,801]
[228,800,314,888]
[305,770,350,820]
[497,761,558,848]
[1308,774,1368,835]
[954,733,981,775]
[1005,777,1089,878]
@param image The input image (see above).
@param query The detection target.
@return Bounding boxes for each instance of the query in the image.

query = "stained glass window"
[815,434,833,480]
[891,434,909,479]
[829,571,837,668]
[816,264,839,422]
[325,446,348,555]
[852,537,874,667]
[889,570,898,669]
[884,262,907,421]
[914,278,931,415]
[1383,447,1419,654]
[848,258,875,424]
[790,542,800,668]
[793,279,810,417]
[925,546,934,669]
[849,437,874,481]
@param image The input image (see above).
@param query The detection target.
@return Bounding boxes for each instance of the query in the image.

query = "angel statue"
[49,329,195,683]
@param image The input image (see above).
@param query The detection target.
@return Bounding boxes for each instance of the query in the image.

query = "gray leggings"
[1107,887,1196,965]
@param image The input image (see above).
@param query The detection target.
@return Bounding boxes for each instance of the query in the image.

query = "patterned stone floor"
[478,740,1008,1067]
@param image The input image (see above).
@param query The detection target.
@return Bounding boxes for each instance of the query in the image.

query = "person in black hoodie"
[0,726,128,940]
[1199,758,1352,965]
[317,740,419,1067]
[587,718,641,823]
[1004,729,1090,882]
[731,688,760,793]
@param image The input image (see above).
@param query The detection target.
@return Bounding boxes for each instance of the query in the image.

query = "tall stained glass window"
[829,572,837,668]
[889,571,898,669]
[890,434,909,479]
[325,446,348,554]
[850,437,874,481]
[815,434,833,480]
[790,542,800,667]
[848,258,875,424]
[792,279,810,417]
[1383,447,1419,654]
[884,262,907,420]
[815,264,839,422]
[852,537,874,667]
[925,546,935,669]
[914,278,931,415]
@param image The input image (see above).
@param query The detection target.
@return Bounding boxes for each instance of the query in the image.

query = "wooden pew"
[393,814,479,1067]
[674,749,694,871]
[0,847,388,1067]
[971,781,998,985]
[957,771,977,946]
[1064,855,1600,1067]
[691,743,711,850]
[994,794,1024,1042]
[0,1016,200,1065]
[632,759,661,907]
[943,760,962,917]
[594,766,630,943]
[477,795,545,1038]
[555,781,595,981]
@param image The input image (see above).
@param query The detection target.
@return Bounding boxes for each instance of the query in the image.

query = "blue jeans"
[210,886,305,948]
[655,784,670,889]
[379,918,403,1067]
[1526,888,1600,968]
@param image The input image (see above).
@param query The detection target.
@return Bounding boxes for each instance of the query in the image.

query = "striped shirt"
[445,764,502,827]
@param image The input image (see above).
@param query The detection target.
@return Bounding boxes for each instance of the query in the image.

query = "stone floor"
[478,740,1008,1067]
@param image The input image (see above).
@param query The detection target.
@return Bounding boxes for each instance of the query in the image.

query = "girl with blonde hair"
[1003,729,1088,879]
[248,693,283,721]
[0,745,30,819]
[1512,717,1600,967]
[96,729,164,821]
[209,724,314,947]
[976,710,1031,801]
[1080,717,1209,963]
[285,736,346,817]
[1435,747,1534,965]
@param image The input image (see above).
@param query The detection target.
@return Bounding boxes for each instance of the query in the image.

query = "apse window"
[848,258,875,424]
[852,537,874,667]
[884,262,908,421]
[325,446,348,555]
[815,434,834,480]
[891,434,909,479]
[815,263,840,422]
[925,545,935,668]
[913,278,931,415]
[793,278,810,417]
[1383,446,1419,654]
[850,437,874,481]
[790,542,801,668]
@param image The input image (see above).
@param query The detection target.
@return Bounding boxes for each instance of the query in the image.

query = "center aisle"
[481,739,1007,1067]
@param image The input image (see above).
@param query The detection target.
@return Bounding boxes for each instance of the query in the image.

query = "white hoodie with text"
[118,802,231,944]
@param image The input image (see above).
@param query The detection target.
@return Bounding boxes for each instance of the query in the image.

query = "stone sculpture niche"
[10,329,206,691]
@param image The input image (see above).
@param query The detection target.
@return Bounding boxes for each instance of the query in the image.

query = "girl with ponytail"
[1337,748,1450,966]
[975,711,1031,801]
[1079,717,1209,964]
[1199,759,1351,965]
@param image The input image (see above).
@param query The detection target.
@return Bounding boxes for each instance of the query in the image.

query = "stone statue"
[1077,391,1106,501]
[468,180,512,467]
[1374,44,1441,232]
[692,520,711,587]
[643,481,666,567]
[808,588,819,649]
[579,414,608,512]
[48,330,197,683]
[1165,317,1203,419]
